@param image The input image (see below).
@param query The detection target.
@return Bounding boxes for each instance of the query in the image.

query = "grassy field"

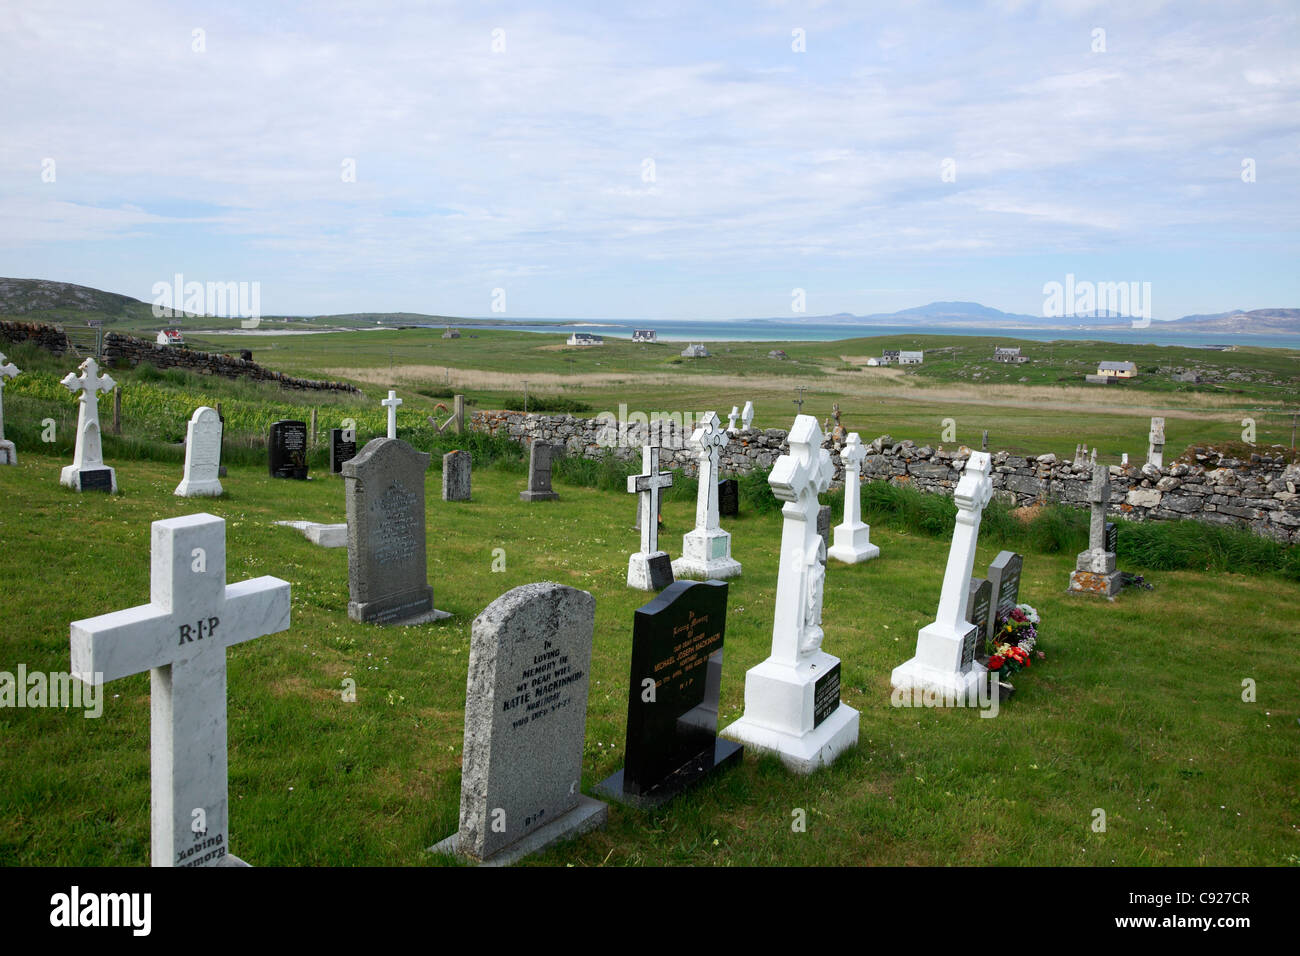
[1,445,1297,866]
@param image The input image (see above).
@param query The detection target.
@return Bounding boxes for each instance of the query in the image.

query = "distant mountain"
[0,277,146,317]
[1167,308,1300,334]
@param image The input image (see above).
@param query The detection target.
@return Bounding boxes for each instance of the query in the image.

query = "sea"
[448,319,1300,350]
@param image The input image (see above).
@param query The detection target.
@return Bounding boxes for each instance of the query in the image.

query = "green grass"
[1,445,1296,866]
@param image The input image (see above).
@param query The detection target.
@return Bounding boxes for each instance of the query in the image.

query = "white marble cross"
[628,444,673,554]
[0,352,19,465]
[768,414,834,660]
[382,389,403,439]
[60,357,116,491]
[934,452,994,633]
[691,411,728,530]
[726,406,740,434]
[741,401,754,431]
[70,514,290,866]
[827,432,879,563]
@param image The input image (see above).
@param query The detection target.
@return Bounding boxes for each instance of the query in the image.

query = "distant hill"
[0,277,147,317]
[1166,308,1300,334]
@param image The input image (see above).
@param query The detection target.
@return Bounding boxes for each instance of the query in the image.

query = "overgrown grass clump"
[497,394,592,414]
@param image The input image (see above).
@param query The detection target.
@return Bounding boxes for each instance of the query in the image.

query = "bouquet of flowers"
[986,603,1044,681]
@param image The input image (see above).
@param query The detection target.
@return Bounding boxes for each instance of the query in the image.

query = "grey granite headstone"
[443,450,472,501]
[519,441,559,501]
[432,582,606,865]
[343,438,448,625]
[817,504,832,566]
[985,551,1023,640]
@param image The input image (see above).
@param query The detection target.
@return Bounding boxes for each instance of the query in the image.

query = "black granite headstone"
[330,427,358,475]
[268,420,309,480]
[79,469,113,493]
[717,478,739,517]
[966,578,992,661]
[1105,521,1118,555]
[986,551,1023,639]
[596,579,742,808]
[959,624,980,670]
[645,553,674,591]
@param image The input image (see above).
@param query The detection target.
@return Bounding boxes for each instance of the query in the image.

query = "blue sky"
[2,0,1297,320]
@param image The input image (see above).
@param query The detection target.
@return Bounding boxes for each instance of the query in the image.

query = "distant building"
[993,346,1028,364]
[882,349,901,362]
[899,350,924,365]
[442,327,461,339]
[156,329,184,346]
[868,355,895,367]
[768,349,788,360]
[1097,361,1137,379]
[567,332,604,346]
[681,343,710,358]
[632,329,657,343]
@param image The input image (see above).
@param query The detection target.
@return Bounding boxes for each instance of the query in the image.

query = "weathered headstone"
[985,551,1024,641]
[672,412,742,580]
[443,450,472,501]
[722,415,859,773]
[268,420,308,480]
[741,401,754,431]
[343,438,449,625]
[981,429,988,452]
[431,583,606,865]
[891,452,994,698]
[69,513,290,866]
[717,478,739,518]
[0,351,20,465]
[59,357,117,492]
[597,579,742,807]
[1068,463,1122,597]
[1147,417,1165,469]
[966,577,993,661]
[627,443,675,590]
[519,441,560,502]
[330,427,357,475]
[827,432,879,564]
[382,389,403,440]
[174,407,224,498]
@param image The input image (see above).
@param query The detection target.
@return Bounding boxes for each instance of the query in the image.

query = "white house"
[567,332,604,346]
[1097,360,1137,379]
[632,329,657,343]
[156,329,185,346]
[993,346,1028,364]
[681,343,710,358]
[899,350,924,365]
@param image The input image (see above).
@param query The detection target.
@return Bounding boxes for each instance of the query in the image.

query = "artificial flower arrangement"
[986,603,1044,681]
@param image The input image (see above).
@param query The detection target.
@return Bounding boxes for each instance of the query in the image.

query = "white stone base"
[671,555,742,580]
[175,476,224,498]
[60,464,116,493]
[890,656,988,699]
[627,551,671,590]
[274,521,348,548]
[719,652,859,773]
[673,528,741,580]
[891,618,987,698]
[826,522,879,564]
[0,440,15,465]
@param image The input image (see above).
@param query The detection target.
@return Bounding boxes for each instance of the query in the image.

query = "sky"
[1,0,1298,321]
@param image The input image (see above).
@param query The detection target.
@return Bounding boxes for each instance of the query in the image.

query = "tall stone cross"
[628,443,673,554]
[768,415,834,661]
[933,452,995,634]
[0,352,20,465]
[691,411,727,530]
[382,389,403,439]
[60,357,117,491]
[1088,462,1111,552]
[70,513,291,866]
[827,431,879,565]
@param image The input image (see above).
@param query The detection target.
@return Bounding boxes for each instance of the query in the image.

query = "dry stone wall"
[470,410,1300,544]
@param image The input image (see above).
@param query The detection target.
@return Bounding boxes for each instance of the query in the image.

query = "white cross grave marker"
[626,442,675,589]
[671,411,741,580]
[0,351,20,465]
[382,389,403,439]
[741,401,754,431]
[726,406,740,434]
[70,513,291,866]
[827,432,879,564]
[60,357,117,492]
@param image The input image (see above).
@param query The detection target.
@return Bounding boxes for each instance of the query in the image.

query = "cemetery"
[0,334,1297,868]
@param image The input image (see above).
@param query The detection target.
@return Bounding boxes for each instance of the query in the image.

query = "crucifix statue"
[60,357,117,492]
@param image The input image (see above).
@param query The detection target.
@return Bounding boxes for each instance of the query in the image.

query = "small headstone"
[985,551,1024,641]
[330,427,357,474]
[892,452,995,699]
[1106,520,1118,555]
[343,438,449,625]
[268,420,308,480]
[431,582,607,865]
[443,450,472,501]
[59,357,117,493]
[597,580,743,808]
[174,407,224,498]
[717,478,739,517]
[966,578,993,661]
[519,441,560,501]
[1121,452,1129,466]
[722,414,858,773]
[69,513,290,865]
[0,351,21,465]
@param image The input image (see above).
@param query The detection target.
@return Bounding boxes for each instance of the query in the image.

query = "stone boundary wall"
[470,410,1300,544]
[0,321,359,394]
